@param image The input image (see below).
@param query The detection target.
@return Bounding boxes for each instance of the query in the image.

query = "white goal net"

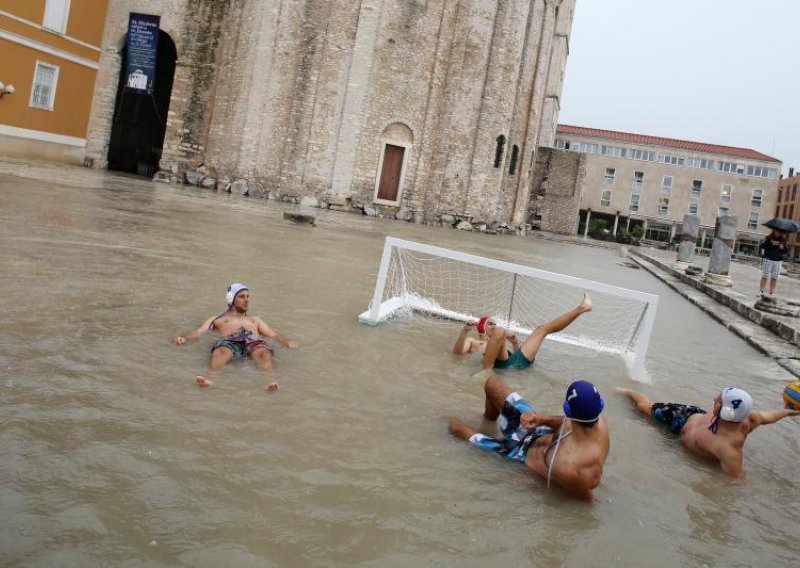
[358,237,658,380]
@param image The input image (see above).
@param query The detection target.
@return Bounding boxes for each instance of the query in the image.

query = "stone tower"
[86,0,575,229]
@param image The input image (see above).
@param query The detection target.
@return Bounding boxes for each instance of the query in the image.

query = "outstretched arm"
[453,321,477,354]
[749,408,800,430]
[174,315,216,345]
[256,318,297,348]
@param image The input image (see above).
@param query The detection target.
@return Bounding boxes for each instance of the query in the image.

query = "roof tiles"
[556,124,780,163]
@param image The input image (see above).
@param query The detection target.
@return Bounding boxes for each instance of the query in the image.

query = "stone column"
[583,209,591,238]
[612,211,620,237]
[704,215,737,287]
[674,214,699,270]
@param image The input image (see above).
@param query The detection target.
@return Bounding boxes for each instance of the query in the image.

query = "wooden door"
[377,144,405,202]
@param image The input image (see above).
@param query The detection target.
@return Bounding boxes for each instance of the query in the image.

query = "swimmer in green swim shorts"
[174,283,297,391]
[453,293,593,372]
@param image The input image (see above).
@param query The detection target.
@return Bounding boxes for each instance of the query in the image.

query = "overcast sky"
[559,0,799,174]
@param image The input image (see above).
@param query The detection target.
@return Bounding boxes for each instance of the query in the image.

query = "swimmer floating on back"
[174,283,297,391]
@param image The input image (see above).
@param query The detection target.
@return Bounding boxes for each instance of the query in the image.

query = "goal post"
[358,237,659,380]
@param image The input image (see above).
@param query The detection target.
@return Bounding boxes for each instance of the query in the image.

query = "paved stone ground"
[627,248,800,378]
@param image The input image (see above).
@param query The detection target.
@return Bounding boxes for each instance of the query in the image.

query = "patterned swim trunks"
[650,402,707,434]
[469,392,554,462]
[211,328,273,359]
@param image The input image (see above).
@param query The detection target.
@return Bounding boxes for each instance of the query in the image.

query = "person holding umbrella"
[759,218,791,296]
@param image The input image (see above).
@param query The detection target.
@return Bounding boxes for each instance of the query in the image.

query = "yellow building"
[0,0,108,163]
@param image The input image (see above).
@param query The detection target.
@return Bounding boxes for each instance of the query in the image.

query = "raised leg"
[616,387,653,417]
[482,327,510,370]
[520,292,592,361]
[483,375,514,421]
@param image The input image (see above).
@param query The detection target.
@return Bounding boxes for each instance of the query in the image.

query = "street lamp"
[0,82,16,99]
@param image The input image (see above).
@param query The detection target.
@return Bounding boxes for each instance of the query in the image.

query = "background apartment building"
[555,125,781,254]
[775,167,800,258]
[0,0,108,164]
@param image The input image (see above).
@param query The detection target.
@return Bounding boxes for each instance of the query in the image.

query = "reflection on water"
[1,169,798,566]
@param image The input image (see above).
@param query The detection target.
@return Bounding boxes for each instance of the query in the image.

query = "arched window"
[494,135,506,168]
[508,144,519,175]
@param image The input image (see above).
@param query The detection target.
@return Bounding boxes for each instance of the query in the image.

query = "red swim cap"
[477,316,491,335]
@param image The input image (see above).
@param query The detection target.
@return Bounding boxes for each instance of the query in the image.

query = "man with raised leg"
[453,293,593,371]
[174,283,297,391]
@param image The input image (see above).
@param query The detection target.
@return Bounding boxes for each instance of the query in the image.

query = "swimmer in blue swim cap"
[448,375,609,502]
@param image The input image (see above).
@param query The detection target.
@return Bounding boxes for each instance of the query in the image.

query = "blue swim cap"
[563,380,604,423]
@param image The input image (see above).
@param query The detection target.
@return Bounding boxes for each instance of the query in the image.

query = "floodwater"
[1,167,798,567]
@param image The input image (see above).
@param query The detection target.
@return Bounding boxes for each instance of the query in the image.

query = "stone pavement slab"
[628,249,800,378]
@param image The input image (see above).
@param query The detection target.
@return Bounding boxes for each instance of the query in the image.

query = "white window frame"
[29,61,60,111]
[720,184,733,204]
[751,188,763,208]
[691,180,702,197]
[658,196,669,216]
[661,175,673,194]
[600,189,612,207]
[629,193,640,212]
[688,202,699,215]
[603,167,616,185]
[632,171,644,191]
[43,0,71,34]
[747,211,759,231]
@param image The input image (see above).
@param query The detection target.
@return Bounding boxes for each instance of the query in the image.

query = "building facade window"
[751,188,763,208]
[658,153,685,166]
[718,161,745,174]
[691,180,703,197]
[494,135,506,168]
[719,207,730,217]
[689,202,699,215]
[661,175,673,193]
[720,184,733,204]
[632,171,644,190]
[43,0,71,33]
[30,61,59,110]
[686,157,715,170]
[658,196,669,216]
[604,167,615,185]
[629,194,640,212]
[748,212,759,231]
[600,189,612,207]
[508,145,519,175]
[554,138,566,149]
[629,149,655,161]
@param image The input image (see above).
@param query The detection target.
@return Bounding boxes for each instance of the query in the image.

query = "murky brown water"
[1,166,798,567]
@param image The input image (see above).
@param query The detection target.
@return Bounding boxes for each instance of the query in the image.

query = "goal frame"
[358,236,659,380]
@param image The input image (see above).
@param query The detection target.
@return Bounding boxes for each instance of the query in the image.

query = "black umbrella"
[762,217,800,233]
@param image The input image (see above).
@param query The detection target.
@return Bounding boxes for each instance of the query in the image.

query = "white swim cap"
[719,387,752,423]
[226,283,248,306]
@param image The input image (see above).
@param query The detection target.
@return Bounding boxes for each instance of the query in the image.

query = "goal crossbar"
[358,237,659,379]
